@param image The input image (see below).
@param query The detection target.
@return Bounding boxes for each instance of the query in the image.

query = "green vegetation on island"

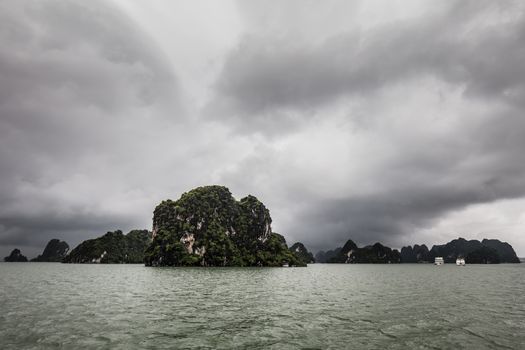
[31,239,69,262]
[63,230,150,263]
[144,185,305,267]
[289,242,315,264]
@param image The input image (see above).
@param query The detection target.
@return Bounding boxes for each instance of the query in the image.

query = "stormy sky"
[2,0,525,258]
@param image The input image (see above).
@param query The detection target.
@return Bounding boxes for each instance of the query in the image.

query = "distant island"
[31,239,69,262]
[316,237,520,264]
[63,230,150,264]
[290,242,316,264]
[3,248,28,262]
[3,185,521,266]
[5,234,520,266]
[399,238,520,264]
[317,240,401,264]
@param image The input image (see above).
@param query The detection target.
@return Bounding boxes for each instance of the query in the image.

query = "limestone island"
[31,239,69,262]
[63,230,150,264]
[316,237,520,264]
[4,248,28,262]
[144,185,306,267]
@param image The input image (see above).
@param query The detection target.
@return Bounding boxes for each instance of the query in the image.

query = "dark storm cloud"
[218,107,525,251]
[0,211,130,246]
[0,0,180,257]
[211,1,525,130]
[3,0,525,258]
[294,166,525,251]
[210,0,525,252]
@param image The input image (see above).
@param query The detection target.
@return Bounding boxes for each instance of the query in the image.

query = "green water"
[0,263,524,349]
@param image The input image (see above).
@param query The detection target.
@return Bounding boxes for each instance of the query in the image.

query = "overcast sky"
[2,0,525,258]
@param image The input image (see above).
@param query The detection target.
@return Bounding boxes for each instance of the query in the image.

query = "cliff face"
[290,242,315,264]
[63,230,150,264]
[351,243,401,264]
[315,248,342,263]
[144,186,305,267]
[326,240,401,264]
[328,240,357,263]
[31,239,69,262]
[481,239,520,263]
[466,246,500,264]
[4,249,28,262]
[401,238,520,264]
[400,244,430,263]
[428,238,483,263]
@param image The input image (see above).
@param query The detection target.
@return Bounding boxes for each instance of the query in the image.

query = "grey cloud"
[202,0,525,255]
[214,80,525,254]
[218,119,525,251]
[0,211,133,246]
[3,0,525,259]
[218,130,525,252]
[293,173,525,252]
[211,1,525,131]
[0,0,180,256]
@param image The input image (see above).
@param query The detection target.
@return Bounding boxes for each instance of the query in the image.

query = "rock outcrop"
[327,240,358,263]
[465,246,500,264]
[289,242,315,264]
[144,185,305,267]
[315,248,342,263]
[428,238,483,263]
[31,239,69,262]
[401,238,520,264]
[4,249,28,262]
[400,244,430,263]
[325,239,401,264]
[481,239,520,263]
[63,229,150,263]
[350,243,401,264]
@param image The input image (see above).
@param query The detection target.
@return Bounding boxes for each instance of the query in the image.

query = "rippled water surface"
[1,263,524,349]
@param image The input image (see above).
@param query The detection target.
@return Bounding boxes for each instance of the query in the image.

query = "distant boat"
[456,258,465,266]
[434,257,444,265]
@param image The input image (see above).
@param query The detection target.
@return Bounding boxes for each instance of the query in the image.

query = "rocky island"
[401,238,520,264]
[289,242,315,264]
[31,239,69,262]
[63,230,150,263]
[316,237,520,264]
[36,184,518,267]
[400,244,430,263]
[144,185,305,267]
[4,249,28,262]
[322,240,401,264]
[315,248,342,263]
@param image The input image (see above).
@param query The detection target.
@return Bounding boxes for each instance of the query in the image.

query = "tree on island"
[63,230,150,264]
[144,185,305,267]
[290,242,316,264]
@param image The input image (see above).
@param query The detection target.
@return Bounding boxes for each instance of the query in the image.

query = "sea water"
[1,263,524,349]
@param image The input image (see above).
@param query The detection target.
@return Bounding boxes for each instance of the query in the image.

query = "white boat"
[434,257,444,265]
[456,258,465,266]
